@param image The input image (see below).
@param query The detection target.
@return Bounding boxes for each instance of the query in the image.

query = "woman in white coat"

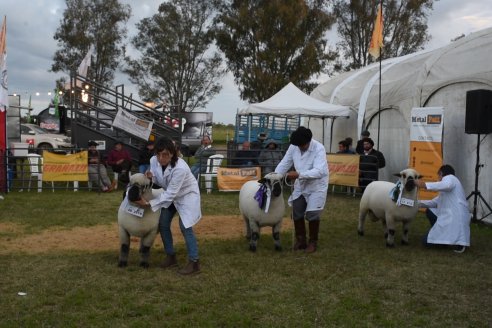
[134,137,201,275]
[416,164,470,252]
[275,127,329,253]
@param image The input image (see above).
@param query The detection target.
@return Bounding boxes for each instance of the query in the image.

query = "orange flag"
[368,4,384,59]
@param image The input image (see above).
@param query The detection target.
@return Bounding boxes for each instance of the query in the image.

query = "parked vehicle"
[20,123,73,151]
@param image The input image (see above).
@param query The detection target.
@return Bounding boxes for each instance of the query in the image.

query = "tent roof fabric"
[239,82,350,118]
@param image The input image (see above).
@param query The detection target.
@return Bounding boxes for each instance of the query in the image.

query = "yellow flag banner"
[327,154,360,187]
[217,167,261,192]
[409,107,444,201]
[368,4,384,59]
[42,151,88,181]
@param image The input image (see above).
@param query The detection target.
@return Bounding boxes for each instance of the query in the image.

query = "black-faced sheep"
[239,172,285,252]
[117,173,163,267]
[357,168,422,247]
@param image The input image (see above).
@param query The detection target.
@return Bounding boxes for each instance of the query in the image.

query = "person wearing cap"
[358,137,385,191]
[356,130,370,154]
[87,141,113,192]
[107,141,132,186]
[274,126,329,253]
[258,139,283,175]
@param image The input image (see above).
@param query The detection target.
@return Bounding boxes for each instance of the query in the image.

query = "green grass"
[0,190,491,327]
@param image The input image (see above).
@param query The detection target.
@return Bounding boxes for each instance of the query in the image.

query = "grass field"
[0,189,491,327]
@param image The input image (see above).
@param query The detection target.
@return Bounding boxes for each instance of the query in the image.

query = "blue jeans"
[190,164,200,180]
[139,164,150,174]
[159,203,199,261]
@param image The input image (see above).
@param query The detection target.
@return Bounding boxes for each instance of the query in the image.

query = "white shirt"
[419,175,470,246]
[148,156,201,228]
[275,139,329,211]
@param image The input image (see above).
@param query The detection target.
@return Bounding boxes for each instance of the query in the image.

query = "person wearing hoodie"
[258,139,283,175]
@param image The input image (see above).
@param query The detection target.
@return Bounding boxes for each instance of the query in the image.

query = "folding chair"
[201,154,224,194]
[27,154,54,192]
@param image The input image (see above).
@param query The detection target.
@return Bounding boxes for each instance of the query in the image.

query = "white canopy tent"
[238,82,350,151]
[310,26,492,222]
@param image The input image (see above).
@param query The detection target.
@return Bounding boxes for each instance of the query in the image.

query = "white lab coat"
[148,156,201,229]
[275,139,329,211]
[419,175,470,246]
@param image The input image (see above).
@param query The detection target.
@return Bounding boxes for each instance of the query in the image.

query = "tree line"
[51,0,436,114]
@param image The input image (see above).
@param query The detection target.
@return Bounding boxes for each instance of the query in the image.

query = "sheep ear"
[417,175,423,179]
[258,178,266,184]
[393,173,402,178]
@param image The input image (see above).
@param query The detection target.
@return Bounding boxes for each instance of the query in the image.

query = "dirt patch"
[0,216,292,254]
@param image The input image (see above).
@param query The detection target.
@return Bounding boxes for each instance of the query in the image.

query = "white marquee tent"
[310,26,492,222]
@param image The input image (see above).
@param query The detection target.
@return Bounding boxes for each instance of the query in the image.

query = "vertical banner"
[217,167,261,192]
[409,107,443,200]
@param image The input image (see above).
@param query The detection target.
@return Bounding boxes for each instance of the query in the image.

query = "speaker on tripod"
[465,89,492,222]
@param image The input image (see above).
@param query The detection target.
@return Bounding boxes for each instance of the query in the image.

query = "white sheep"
[357,168,422,247]
[117,173,163,267]
[239,172,285,252]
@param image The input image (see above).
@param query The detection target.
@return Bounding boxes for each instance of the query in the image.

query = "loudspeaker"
[465,89,492,134]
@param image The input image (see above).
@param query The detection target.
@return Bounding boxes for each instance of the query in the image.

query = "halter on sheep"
[117,173,162,267]
[239,172,285,252]
[357,168,422,247]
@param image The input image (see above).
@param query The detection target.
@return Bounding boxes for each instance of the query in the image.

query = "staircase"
[68,74,182,161]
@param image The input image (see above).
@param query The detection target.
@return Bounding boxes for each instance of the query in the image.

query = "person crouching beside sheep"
[274,126,329,253]
[416,164,470,253]
[133,136,202,275]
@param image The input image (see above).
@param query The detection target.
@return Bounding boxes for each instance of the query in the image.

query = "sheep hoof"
[401,240,409,246]
[118,261,128,268]
[275,245,282,251]
[249,244,257,252]
[357,230,364,236]
[386,242,395,248]
[139,262,150,268]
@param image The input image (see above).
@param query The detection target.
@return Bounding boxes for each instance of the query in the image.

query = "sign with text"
[327,154,360,187]
[113,109,153,141]
[217,167,261,192]
[43,151,88,181]
[409,107,443,200]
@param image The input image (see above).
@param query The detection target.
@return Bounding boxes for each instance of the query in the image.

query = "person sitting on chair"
[107,141,132,185]
[88,141,113,192]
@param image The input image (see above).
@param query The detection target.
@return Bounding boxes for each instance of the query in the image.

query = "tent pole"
[377,0,383,150]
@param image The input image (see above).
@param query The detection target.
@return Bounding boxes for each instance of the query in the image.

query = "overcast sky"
[2,0,492,124]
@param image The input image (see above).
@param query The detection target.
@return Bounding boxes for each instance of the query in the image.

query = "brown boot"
[177,260,200,275]
[160,254,177,269]
[305,220,320,254]
[293,219,307,250]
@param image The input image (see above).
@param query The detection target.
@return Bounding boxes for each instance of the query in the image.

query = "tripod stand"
[466,133,492,222]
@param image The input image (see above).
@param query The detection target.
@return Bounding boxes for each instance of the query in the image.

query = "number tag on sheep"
[117,173,163,268]
[239,173,285,252]
[357,168,422,247]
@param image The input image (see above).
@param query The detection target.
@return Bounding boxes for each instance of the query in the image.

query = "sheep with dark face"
[117,173,163,268]
[357,168,422,247]
[239,172,285,252]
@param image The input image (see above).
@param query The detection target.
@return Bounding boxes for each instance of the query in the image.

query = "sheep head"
[258,172,284,197]
[393,168,422,192]
[127,173,153,202]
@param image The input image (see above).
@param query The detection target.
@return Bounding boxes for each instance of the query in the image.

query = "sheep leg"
[357,209,367,236]
[249,220,260,252]
[118,227,130,267]
[272,222,282,251]
[243,215,251,240]
[385,217,396,247]
[139,231,157,268]
[401,221,410,245]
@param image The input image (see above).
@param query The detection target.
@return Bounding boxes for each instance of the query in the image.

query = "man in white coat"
[275,126,329,253]
[134,137,202,275]
[416,164,470,252]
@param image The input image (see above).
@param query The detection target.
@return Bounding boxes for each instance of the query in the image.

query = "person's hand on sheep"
[416,179,427,189]
[286,170,299,181]
[134,198,150,207]
[145,170,153,179]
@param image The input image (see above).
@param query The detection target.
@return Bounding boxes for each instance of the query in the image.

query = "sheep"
[239,172,285,252]
[117,173,163,268]
[357,168,422,247]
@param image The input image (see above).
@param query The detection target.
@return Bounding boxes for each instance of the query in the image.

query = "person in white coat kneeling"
[134,136,202,275]
[275,126,329,253]
[416,164,470,253]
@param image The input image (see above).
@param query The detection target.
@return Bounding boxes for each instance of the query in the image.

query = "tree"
[333,0,435,70]
[124,0,225,113]
[214,0,336,103]
[51,0,131,89]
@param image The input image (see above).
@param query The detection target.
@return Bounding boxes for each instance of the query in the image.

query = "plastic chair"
[27,154,54,192]
[201,154,224,194]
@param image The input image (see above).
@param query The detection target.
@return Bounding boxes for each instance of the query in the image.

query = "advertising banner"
[409,107,443,200]
[113,109,153,141]
[43,151,88,181]
[327,154,360,187]
[217,167,261,192]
